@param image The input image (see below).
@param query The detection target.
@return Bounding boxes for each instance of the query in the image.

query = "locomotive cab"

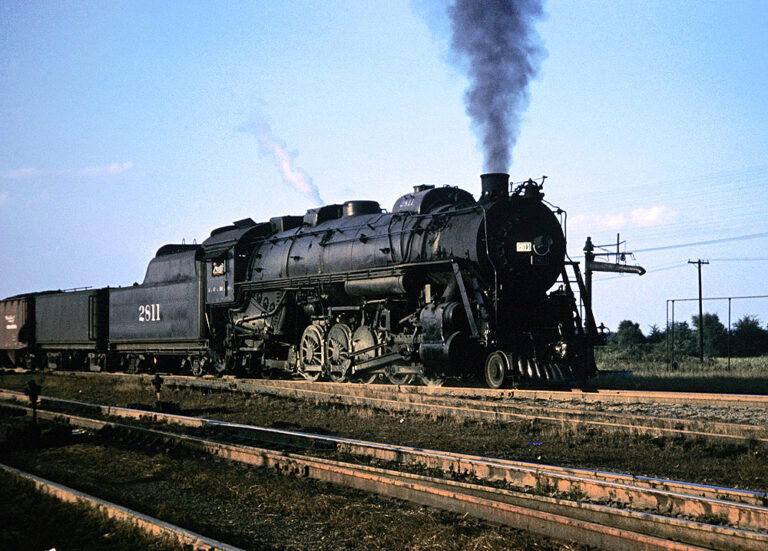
[202,219,276,305]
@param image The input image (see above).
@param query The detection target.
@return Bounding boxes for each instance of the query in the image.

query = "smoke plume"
[240,120,324,206]
[448,0,546,172]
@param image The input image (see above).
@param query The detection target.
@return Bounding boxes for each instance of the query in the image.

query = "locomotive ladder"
[561,261,598,337]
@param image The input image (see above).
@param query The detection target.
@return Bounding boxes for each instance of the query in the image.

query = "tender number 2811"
[138,304,161,322]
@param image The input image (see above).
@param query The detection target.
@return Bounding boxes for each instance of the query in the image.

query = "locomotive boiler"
[205,172,601,387]
[0,173,603,388]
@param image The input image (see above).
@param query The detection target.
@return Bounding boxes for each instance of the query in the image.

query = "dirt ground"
[3,371,767,549]
[0,410,586,551]
[0,413,183,551]
[2,373,767,492]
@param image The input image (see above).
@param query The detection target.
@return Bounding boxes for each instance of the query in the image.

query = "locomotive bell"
[480,173,509,201]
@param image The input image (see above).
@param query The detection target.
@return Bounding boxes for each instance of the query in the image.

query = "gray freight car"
[35,288,108,370]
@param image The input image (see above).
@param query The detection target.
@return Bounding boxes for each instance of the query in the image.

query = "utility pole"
[688,259,709,363]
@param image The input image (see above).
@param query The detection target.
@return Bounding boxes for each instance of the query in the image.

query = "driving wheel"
[299,324,324,382]
[326,323,352,382]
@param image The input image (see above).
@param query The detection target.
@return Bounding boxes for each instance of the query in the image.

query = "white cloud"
[4,161,134,179]
[570,205,678,232]
[5,167,43,178]
[630,205,678,226]
[570,212,625,231]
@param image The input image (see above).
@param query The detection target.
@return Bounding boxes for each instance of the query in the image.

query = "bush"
[603,313,768,360]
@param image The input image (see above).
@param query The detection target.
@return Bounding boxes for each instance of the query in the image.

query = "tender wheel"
[484,351,509,389]
[326,323,352,382]
[190,357,205,377]
[260,366,276,379]
[126,355,142,374]
[196,350,225,377]
[299,324,324,382]
[180,357,192,375]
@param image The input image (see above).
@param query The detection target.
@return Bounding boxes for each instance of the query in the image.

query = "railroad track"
[0,463,243,551]
[15,368,768,407]
[33,369,768,407]
[12,372,768,443]
[2,392,767,550]
[92,374,768,442]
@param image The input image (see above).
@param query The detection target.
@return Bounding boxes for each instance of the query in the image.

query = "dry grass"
[0,416,582,551]
[593,350,768,393]
[0,467,182,551]
[2,373,767,492]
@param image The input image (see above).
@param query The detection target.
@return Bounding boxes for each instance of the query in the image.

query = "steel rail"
[325,388,765,438]
[2,391,767,538]
[3,403,766,550]
[0,463,244,551]
[4,372,767,443]
[197,377,766,438]
[243,378,768,408]
[146,376,768,443]
[25,370,768,408]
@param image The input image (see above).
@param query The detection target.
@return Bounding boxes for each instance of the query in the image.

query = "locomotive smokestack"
[480,173,509,201]
[480,172,509,201]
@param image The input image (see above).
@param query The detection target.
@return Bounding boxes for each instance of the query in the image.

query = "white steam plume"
[240,120,324,206]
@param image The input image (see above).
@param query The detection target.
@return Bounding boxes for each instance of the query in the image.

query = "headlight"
[533,235,552,256]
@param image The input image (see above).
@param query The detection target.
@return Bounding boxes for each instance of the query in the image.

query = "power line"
[708,257,768,262]
[563,165,768,250]
[592,256,768,282]
[573,230,768,260]
[633,231,768,253]
[563,164,768,207]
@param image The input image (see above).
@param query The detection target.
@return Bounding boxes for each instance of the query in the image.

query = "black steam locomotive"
[0,173,602,388]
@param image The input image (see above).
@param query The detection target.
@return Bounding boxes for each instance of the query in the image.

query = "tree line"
[609,314,768,357]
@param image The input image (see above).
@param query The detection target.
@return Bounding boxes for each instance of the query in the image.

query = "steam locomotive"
[0,173,603,388]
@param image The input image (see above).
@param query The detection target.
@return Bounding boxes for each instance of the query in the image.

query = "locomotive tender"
[0,173,602,388]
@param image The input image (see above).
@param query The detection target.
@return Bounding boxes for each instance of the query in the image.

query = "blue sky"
[1,0,767,333]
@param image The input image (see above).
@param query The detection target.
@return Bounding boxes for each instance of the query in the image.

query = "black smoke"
[448,0,546,172]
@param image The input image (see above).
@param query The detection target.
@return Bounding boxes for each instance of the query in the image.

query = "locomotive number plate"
[516,242,532,253]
